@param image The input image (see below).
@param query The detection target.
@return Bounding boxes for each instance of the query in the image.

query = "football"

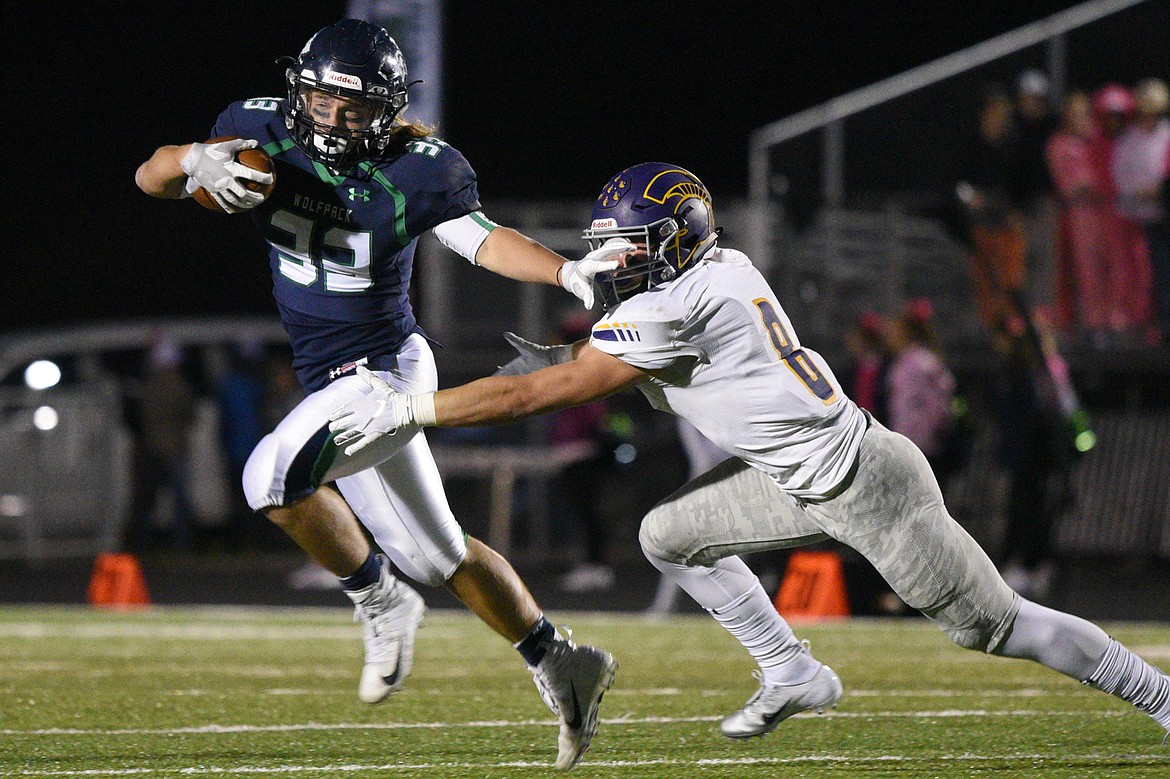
[191,136,276,213]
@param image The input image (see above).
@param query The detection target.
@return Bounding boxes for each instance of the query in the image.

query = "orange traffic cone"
[87,553,151,609]
[774,550,849,621]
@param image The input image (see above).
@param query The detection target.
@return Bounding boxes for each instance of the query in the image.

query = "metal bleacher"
[0,382,131,563]
[776,206,987,362]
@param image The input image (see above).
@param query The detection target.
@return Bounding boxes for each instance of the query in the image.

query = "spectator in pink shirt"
[1113,77,1170,345]
[843,310,890,423]
[884,299,960,490]
[1047,90,1132,346]
[1086,83,1150,344]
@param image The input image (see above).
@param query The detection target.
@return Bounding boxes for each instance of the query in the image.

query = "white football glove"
[559,237,635,309]
[181,138,273,214]
[494,331,574,376]
[328,366,428,456]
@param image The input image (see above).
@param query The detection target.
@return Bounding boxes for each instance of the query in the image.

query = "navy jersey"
[207,97,481,391]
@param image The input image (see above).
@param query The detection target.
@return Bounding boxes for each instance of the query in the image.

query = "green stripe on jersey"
[263,138,297,157]
[311,160,347,186]
[470,212,498,231]
[360,164,409,246]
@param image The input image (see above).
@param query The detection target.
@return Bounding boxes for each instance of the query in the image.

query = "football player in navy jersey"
[136,19,617,770]
[330,161,1170,744]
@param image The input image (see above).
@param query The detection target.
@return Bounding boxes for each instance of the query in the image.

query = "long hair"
[386,117,436,149]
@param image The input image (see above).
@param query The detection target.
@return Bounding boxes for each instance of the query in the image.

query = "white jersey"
[589,247,867,499]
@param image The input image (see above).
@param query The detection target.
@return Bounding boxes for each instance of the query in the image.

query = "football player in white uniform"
[329,162,1170,741]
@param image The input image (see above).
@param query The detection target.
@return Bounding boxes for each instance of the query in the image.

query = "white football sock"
[1000,599,1169,732]
[1087,639,1170,731]
[998,599,1110,678]
[647,554,820,686]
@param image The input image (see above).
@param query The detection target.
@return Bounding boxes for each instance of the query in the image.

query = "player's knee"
[242,434,284,512]
[937,605,1018,653]
[638,505,694,566]
[393,541,464,588]
[942,624,996,651]
[930,574,1020,653]
[385,535,465,588]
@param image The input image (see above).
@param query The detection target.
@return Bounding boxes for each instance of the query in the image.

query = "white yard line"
[0,708,1132,737]
[10,751,1169,776]
[608,687,1088,698]
[0,624,359,641]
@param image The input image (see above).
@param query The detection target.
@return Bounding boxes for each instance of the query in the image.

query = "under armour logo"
[348,187,371,202]
[329,356,369,380]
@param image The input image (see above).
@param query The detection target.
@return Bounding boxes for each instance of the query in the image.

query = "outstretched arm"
[473,226,566,285]
[135,138,273,212]
[474,227,632,310]
[135,144,196,199]
[329,346,646,455]
[434,345,644,427]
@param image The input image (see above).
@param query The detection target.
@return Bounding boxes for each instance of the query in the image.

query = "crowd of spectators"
[957,70,1170,351]
[861,68,1170,604]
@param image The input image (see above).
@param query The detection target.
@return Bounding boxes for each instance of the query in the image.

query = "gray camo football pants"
[639,419,1020,652]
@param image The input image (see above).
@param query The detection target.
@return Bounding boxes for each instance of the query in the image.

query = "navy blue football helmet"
[582,163,719,309]
[282,19,410,169]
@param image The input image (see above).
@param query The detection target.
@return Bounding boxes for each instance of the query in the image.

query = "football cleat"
[344,556,426,704]
[720,664,843,739]
[529,634,618,770]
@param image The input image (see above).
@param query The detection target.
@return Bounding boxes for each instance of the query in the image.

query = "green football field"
[0,606,1166,778]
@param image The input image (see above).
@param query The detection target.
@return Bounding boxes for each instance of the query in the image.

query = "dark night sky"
[8,0,1165,332]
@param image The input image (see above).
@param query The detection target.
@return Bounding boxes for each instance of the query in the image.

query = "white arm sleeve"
[432,211,498,265]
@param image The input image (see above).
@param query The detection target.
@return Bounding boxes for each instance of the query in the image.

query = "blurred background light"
[33,406,59,431]
[24,360,61,390]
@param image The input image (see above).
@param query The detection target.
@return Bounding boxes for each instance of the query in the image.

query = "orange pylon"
[774,550,850,621]
[87,553,151,609]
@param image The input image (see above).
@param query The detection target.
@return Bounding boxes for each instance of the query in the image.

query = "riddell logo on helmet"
[591,218,618,229]
[322,71,363,90]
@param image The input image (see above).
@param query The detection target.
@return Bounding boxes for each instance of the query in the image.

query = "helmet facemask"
[584,217,683,309]
[287,74,406,169]
[584,163,720,309]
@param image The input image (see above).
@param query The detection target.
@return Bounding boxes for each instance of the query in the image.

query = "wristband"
[409,392,437,427]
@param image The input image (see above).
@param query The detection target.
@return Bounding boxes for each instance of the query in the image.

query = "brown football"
[191,136,276,213]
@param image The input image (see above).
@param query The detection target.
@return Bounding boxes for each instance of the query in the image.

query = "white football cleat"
[720,664,843,739]
[344,556,426,704]
[530,635,618,770]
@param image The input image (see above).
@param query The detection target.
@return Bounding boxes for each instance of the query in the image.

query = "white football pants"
[242,334,466,586]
